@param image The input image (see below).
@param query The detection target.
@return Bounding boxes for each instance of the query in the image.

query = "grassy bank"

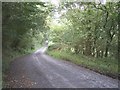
[3,49,32,73]
[47,50,119,79]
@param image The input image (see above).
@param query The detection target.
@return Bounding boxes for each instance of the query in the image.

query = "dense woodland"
[49,2,119,58]
[2,1,120,78]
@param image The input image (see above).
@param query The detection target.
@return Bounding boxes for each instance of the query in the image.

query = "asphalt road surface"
[6,47,119,88]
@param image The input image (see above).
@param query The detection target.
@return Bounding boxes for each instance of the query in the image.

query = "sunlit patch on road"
[34,47,48,54]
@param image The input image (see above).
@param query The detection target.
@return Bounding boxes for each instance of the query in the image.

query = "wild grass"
[2,48,34,73]
[47,50,118,79]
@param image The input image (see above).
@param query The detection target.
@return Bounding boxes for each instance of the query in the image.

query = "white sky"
[41,0,60,7]
[95,0,106,4]
[51,0,60,7]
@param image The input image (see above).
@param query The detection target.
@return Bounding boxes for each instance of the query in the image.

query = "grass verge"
[47,50,119,79]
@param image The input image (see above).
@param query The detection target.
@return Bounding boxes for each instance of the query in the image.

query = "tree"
[2,2,51,51]
[48,2,119,59]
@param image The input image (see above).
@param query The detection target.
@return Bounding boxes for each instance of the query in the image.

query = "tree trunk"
[85,33,92,56]
[118,2,120,62]
[101,51,104,58]
[105,40,109,57]
[118,31,120,60]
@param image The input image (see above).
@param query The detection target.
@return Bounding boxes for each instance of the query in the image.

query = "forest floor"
[3,47,119,88]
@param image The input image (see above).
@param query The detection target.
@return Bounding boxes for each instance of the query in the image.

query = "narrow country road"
[6,47,119,88]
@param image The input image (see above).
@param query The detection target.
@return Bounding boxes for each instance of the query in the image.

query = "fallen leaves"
[3,73,37,88]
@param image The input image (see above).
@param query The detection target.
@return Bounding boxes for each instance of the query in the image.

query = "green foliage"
[48,2,119,58]
[2,2,49,48]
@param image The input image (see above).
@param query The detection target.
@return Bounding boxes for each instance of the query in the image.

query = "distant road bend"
[7,47,119,88]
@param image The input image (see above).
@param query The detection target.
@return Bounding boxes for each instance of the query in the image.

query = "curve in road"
[5,47,119,88]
